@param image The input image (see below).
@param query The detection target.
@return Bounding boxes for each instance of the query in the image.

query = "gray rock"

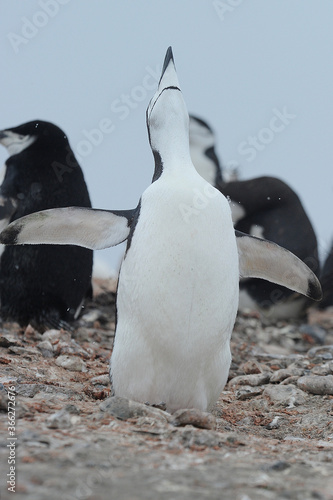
[55,355,87,372]
[46,408,80,429]
[269,365,304,383]
[90,374,110,386]
[299,324,327,344]
[174,427,224,448]
[228,372,271,387]
[16,384,40,398]
[307,345,333,360]
[235,386,264,400]
[100,396,171,422]
[263,384,308,407]
[311,363,332,376]
[37,340,54,358]
[297,375,333,395]
[42,329,70,343]
[0,335,20,348]
[172,408,216,430]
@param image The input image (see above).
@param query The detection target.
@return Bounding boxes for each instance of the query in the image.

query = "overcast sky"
[1,1,332,274]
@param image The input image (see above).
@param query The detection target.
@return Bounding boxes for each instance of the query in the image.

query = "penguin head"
[0,120,69,157]
[189,115,223,186]
[146,47,191,165]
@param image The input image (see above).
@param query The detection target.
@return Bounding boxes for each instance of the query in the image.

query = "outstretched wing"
[0,206,136,250]
[236,230,322,301]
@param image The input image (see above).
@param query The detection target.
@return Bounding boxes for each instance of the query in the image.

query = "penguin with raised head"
[0,48,322,411]
[0,120,93,330]
[189,115,320,320]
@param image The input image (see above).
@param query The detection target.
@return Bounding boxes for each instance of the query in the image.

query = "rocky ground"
[0,279,333,500]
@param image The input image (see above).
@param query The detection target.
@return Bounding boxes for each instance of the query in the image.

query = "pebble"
[299,324,327,345]
[228,372,271,387]
[297,375,333,395]
[90,374,110,386]
[235,386,264,400]
[307,345,333,360]
[269,364,304,383]
[0,335,21,348]
[55,355,87,372]
[37,340,54,358]
[15,384,40,398]
[42,329,71,344]
[100,396,171,422]
[263,384,308,407]
[171,408,216,430]
[46,408,80,429]
[241,359,263,374]
[265,416,281,430]
[174,427,223,449]
[311,363,333,376]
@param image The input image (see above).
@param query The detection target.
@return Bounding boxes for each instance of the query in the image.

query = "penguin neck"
[151,130,194,182]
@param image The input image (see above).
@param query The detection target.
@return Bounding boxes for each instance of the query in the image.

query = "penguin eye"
[18,135,24,140]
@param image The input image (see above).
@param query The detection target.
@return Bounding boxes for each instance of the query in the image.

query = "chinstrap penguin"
[0,120,93,330]
[0,49,322,412]
[189,115,320,321]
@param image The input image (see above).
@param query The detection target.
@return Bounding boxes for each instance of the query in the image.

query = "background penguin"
[189,115,320,321]
[0,49,322,411]
[0,120,93,330]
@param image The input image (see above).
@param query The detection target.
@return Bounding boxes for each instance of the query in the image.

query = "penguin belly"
[111,177,239,412]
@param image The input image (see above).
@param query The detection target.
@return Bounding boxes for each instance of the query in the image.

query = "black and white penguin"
[189,115,320,320]
[0,49,322,411]
[0,120,93,330]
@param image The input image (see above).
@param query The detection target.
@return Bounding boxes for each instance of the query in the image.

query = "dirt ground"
[1,279,333,500]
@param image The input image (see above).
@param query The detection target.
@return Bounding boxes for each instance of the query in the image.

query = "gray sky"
[1,0,332,274]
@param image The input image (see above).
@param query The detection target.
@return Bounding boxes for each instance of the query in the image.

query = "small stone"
[311,363,332,376]
[241,359,263,374]
[15,384,40,398]
[46,408,80,429]
[172,408,216,430]
[174,427,223,448]
[265,416,281,430]
[280,376,300,385]
[37,340,54,358]
[263,384,308,407]
[307,345,333,360]
[235,386,264,400]
[55,355,87,372]
[297,375,333,395]
[100,396,171,422]
[42,329,70,344]
[262,460,291,471]
[0,335,20,348]
[228,372,271,387]
[270,365,304,383]
[299,324,327,344]
[90,374,110,386]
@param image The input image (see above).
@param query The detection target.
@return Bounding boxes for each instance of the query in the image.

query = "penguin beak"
[147,46,181,119]
[157,46,180,92]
